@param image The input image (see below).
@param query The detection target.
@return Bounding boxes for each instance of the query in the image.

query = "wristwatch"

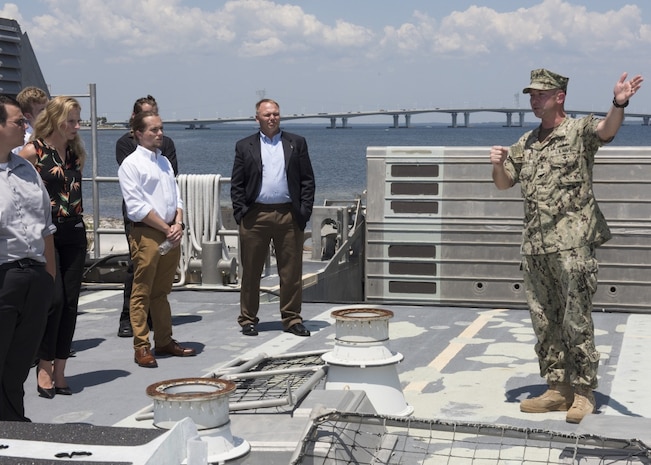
[612,97,629,108]
[176,222,185,230]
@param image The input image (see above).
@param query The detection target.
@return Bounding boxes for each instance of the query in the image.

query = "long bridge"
[158,107,651,129]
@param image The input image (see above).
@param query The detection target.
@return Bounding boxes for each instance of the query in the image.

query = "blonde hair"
[33,96,87,170]
[16,86,49,114]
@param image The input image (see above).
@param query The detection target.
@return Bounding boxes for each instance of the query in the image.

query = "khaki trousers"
[128,225,180,349]
[238,203,304,329]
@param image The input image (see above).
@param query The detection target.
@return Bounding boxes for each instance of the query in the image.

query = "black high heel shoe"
[36,367,55,399]
[55,386,72,396]
[38,385,56,399]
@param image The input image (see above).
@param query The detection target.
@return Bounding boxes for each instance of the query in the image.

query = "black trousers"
[120,221,134,321]
[38,220,87,361]
[0,261,53,421]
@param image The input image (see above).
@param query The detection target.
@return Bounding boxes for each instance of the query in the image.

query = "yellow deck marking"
[404,309,507,392]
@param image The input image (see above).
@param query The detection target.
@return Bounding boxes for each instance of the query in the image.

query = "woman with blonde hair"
[19,96,87,398]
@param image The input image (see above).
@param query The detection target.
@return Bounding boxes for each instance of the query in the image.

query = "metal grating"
[290,411,651,465]
[211,350,328,411]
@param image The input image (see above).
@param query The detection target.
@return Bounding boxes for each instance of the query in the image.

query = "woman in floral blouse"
[19,96,87,398]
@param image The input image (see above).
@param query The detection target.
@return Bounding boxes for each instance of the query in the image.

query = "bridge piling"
[504,111,525,127]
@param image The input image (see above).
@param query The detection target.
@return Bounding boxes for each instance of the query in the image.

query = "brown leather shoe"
[134,347,157,368]
[154,340,196,357]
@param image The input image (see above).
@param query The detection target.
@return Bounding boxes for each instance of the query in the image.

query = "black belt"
[132,221,176,228]
[54,215,82,224]
[0,258,46,270]
[254,203,292,209]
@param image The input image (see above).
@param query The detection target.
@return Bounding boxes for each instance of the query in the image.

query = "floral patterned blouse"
[30,138,83,218]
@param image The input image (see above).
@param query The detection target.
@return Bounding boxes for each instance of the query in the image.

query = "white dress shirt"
[118,145,182,224]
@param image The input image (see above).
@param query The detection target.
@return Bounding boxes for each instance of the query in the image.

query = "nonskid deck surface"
[11,279,651,463]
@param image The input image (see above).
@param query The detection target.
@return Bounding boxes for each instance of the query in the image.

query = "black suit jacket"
[231,130,315,230]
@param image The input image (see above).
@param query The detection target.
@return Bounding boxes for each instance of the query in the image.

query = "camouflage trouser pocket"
[561,246,598,297]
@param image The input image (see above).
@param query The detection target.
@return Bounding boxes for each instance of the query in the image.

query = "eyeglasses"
[9,118,28,127]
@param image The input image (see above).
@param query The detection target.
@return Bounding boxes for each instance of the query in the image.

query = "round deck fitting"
[330,306,394,343]
[324,305,412,416]
[146,378,235,430]
[147,377,250,462]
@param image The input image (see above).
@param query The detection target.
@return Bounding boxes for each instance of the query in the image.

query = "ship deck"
[4,264,651,464]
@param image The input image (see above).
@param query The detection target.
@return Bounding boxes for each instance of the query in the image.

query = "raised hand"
[614,72,643,105]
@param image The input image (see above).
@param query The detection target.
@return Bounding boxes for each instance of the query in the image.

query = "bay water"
[80,122,650,220]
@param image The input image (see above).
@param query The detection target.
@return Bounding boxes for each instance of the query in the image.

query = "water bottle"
[158,239,174,255]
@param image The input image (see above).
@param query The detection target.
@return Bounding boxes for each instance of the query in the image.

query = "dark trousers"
[120,222,134,322]
[0,262,53,421]
[38,220,87,361]
[238,203,304,329]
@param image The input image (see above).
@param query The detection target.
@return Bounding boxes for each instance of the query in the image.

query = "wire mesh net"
[291,411,651,465]
[212,350,328,411]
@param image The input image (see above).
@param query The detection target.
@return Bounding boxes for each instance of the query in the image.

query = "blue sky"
[3,0,649,122]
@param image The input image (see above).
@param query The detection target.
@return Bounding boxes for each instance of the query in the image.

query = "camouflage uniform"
[504,115,611,389]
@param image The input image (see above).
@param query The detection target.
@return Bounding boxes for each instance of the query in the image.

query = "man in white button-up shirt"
[118,111,195,368]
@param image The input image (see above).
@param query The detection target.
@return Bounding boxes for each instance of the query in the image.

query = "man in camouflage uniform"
[489,68,643,423]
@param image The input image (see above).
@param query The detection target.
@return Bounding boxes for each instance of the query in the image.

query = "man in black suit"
[116,95,179,338]
[231,99,315,337]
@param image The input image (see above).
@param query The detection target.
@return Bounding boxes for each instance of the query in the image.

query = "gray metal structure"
[365,146,651,312]
[0,18,49,96]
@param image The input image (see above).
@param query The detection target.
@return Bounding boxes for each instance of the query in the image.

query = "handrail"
[85,174,236,257]
[66,84,100,259]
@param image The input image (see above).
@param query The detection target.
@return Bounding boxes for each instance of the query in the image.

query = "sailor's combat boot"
[520,383,574,413]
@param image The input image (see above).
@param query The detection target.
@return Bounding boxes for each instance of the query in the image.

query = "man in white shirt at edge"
[117,110,195,368]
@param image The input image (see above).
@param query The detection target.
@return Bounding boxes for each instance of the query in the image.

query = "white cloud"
[380,0,648,57]
[14,0,650,64]
[0,2,22,22]
[240,36,286,57]
[7,0,650,119]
